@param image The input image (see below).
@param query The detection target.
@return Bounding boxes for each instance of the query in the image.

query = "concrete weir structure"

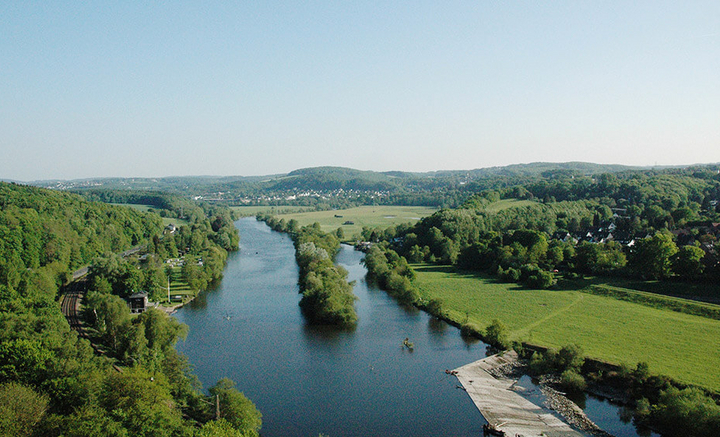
[454,351,586,437]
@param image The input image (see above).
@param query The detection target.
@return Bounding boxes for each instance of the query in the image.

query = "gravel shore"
[489,356,616,437]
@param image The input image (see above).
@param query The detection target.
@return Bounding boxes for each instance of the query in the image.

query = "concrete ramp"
[454,351,586,437]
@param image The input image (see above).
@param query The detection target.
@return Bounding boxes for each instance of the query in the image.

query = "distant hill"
[27,162,715,208]
[29,162,640,191]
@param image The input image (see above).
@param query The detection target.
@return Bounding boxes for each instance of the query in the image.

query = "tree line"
[257,214,358,327]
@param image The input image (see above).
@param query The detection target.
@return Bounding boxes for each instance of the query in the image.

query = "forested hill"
[30,162,645,208]
[0,182,259,436]
[0,182,163,284]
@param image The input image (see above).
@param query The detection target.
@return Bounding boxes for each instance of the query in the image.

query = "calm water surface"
[175,218,484,436]
[175,218,655,437]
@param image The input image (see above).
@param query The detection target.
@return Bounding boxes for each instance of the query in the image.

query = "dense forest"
[0,182,260,437]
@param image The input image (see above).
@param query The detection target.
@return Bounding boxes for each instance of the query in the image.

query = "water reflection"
[427,316,448,334]
[175,218,653,437]
[301,323,355,345]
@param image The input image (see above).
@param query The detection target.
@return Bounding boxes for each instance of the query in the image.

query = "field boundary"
[582,284,720,320]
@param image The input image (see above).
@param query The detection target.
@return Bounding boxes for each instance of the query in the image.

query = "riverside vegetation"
[257,214,358,327]
[10,163,720,435]
[358,170,720,436]
[0,182,261,437]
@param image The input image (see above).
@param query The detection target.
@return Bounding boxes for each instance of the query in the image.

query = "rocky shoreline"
[489,356,615,437]
[538,375,615,437]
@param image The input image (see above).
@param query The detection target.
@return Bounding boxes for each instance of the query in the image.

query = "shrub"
[524,269,556,289]
[425,298,443,318]
[650,387,720,437]
[557,344,585,372]
[560,369,587,392]
[498,266,520,283]
[484,319,509,349]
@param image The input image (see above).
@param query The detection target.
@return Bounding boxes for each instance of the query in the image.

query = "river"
[175,218,656,437]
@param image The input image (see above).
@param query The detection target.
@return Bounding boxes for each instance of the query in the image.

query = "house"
[164,224,177,234]
[552,231,574,243]
[128,291,149,314]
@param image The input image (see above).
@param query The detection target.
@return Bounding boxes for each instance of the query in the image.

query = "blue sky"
[1,1,719,181]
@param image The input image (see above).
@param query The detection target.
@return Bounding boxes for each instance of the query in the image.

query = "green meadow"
[482,198,536,212]
[413,264,720,392]
[275,205,439,240]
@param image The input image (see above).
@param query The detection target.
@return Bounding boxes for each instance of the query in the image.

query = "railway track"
[61,278,87,338]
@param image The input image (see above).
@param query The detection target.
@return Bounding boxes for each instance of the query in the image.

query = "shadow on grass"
[557,275,720,304]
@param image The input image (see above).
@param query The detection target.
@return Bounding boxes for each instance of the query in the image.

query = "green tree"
[196,419,245,437]
[631,232,679,279]
[209,378,262,437]
[98,367,187,437]
[0,381,49,437]
[484,319,509,349]
[651,386,720,436]
[672,245,705,278]
[84,291,131,351]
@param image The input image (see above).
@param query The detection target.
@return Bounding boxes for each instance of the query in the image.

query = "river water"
[175,218,656,437]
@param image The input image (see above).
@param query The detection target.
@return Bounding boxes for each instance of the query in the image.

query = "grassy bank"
[274,205,438,240]
[413,264,720,392]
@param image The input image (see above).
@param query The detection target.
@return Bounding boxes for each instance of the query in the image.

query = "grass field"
[413,264,720,391]
[482,198,536,212]
[275,205,439,240]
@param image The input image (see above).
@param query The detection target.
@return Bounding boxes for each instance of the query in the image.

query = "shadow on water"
[512,375,662,437]
[185,278,224,309]
[301,322,356,344]
[428,316,449,334]
[175,218,656,437]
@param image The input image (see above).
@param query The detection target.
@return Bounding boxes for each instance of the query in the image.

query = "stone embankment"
[537,375,614,437]
[454,351,616,437]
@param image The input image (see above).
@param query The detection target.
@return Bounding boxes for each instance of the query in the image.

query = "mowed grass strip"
[413,264,720,392]
[277,205,438,239]
[168,266,193,299]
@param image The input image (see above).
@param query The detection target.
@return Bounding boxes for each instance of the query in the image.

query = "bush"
[497,266,520,283]
[557,344,585,372]
[484,319,509,349]
[650,387,720,437]
[524,269,556,289]
[425,298,443,318]
[560,369,587,392]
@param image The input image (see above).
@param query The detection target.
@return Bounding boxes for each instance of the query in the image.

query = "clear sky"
[1,1,719,181]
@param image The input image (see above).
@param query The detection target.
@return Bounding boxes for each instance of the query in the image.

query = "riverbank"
[413,263,720,392]
[175,218,488,436]
[454,351,614,437]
